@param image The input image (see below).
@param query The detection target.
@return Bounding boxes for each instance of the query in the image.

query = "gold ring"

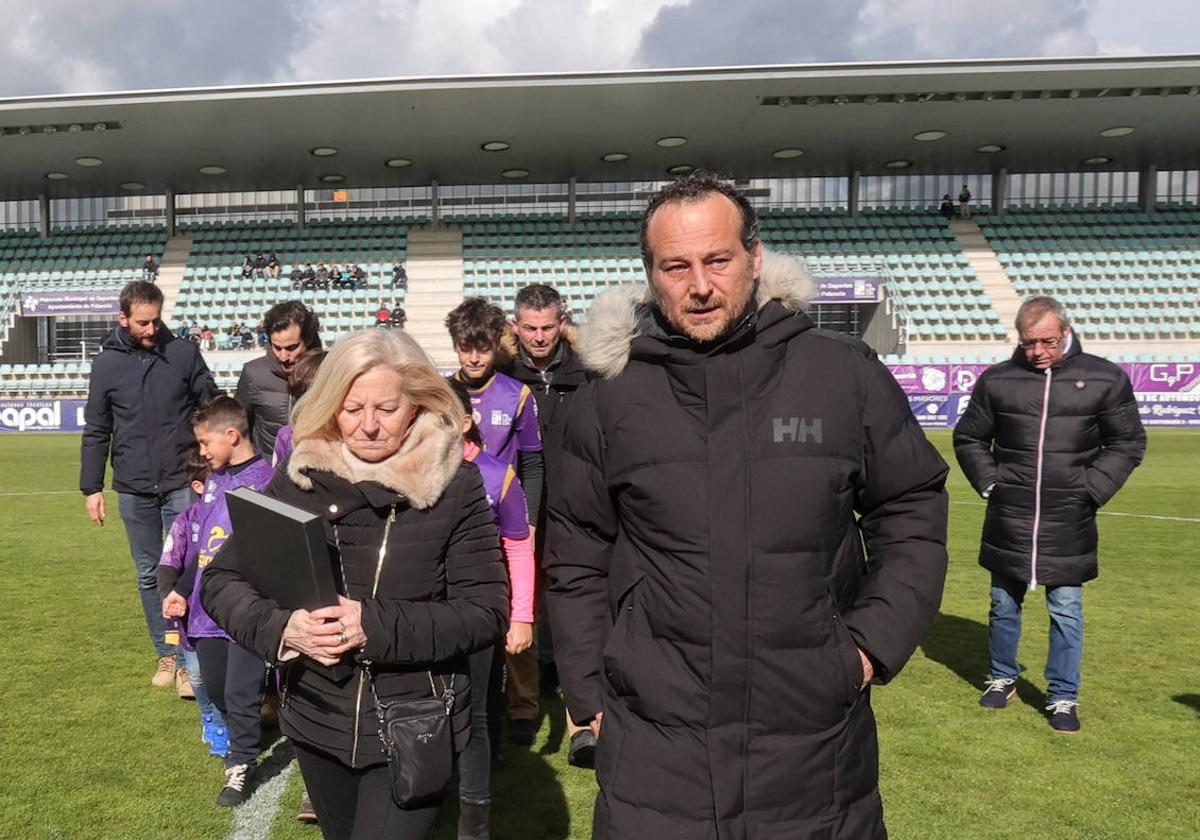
[339,632,347,644]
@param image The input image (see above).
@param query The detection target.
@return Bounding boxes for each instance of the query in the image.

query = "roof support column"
[1138,165,1158,213]
[430,180,440,227]
[991,168,1008,216]
[38,193,50,238]
[164,189,175,237]
[848,170,861,218]
[297,184,306,230]
[568,176,577,224]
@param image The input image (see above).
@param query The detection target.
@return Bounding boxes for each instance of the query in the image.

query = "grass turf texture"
[1,430,1196,840]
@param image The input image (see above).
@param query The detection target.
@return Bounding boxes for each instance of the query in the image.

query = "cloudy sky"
[0,0,1195,97]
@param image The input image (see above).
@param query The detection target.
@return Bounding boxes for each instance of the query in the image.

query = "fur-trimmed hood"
[285,408,463,509]
[578,248,818,379]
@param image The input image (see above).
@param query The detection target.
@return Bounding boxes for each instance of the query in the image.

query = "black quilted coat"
[954,336,1146,586]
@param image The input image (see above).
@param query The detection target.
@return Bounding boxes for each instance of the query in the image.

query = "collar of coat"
[285,408,462,510]
[578,248,818,379]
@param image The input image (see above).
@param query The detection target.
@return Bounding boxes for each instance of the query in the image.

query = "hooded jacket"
[953,334,1145,587]
[235,352,291,457]
[79,325,216,496]
[201,408,509,768]
[545,251,949,840]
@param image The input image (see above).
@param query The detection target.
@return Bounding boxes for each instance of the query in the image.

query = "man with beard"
[81,280,217,691]
[235,301,321,458]
[546,173,949,839]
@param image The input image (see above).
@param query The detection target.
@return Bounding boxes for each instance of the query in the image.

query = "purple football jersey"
[467,447,530,539]
[458,371,541,467]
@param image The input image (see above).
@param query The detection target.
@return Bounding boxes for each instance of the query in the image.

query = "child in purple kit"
[160,449,228,757]
[445,297,545,749]
[159,396,275,807]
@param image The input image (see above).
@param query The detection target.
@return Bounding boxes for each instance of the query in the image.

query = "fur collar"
[578,248,817,379]
[286,408,462,509]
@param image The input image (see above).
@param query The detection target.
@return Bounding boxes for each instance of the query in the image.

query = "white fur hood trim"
[578,248,817,379]
[286,408,462,509]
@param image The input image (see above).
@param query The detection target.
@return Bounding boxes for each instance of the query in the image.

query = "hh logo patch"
[772,417,823,444]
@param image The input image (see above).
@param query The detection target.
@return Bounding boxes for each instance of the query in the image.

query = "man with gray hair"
[955,295,1145,732]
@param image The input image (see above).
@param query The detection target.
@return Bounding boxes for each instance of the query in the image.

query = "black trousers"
[293,741,442,840]
[193,637,264,765]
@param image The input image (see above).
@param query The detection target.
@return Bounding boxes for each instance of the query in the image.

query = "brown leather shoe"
[151,655,177,688]
[175,667,195,700]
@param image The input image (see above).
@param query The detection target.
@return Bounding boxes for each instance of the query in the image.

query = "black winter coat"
[201,427,509,768]
[546,276,949,840]
[80,326,216,495]
[953,336,1145,586]
[235,353,291,457]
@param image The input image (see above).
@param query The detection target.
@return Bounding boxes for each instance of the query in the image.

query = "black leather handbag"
[368,670,456,808]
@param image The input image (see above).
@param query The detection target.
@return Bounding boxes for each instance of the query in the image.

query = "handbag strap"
[331,504,456,750]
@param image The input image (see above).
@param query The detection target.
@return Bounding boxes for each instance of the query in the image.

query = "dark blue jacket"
[80,326,217,495]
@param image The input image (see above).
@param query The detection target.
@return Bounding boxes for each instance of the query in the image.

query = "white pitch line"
[223,737,295,840]
[0,490,79,496]
[952,499,1200,523]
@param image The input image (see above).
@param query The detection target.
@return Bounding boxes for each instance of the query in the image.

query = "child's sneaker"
[217,762,253,807]
[201,711,217,745]
[208,725,229,758]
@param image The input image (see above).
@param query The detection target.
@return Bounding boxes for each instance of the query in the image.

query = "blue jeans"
[117,487,195,658]
[988,574,1084,702]
[179,647,220,724]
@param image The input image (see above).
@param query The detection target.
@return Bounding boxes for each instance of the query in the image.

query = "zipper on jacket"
[1029,367,1053,591]
[350,671,367,766]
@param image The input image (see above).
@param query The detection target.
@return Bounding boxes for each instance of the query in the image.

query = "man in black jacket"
[235,301,321,457]
[80,281,217,689]
[502,283,598,765]
[545,174,949,839]
[954,296,1145,733]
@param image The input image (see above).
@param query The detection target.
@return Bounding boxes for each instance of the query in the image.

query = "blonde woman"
[202,329,508,840]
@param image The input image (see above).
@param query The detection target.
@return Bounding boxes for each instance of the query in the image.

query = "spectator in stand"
[201,326,215,351]
[392,263,408,290]
[390,305,407,328]
[267,253,280,279]
[239,324,255,350]
[241,255,254,279]
[940,194,955,221]
[959,183,973,219]
[143,254,159,282]
[315,263,330,290]
[235,300,323,458]
[253,253,267,280]
[290,266,305,290]
[178,324,191,340]
[351,264,367,290]
[376,303,392,326]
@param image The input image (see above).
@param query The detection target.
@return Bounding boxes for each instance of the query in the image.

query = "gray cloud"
[0,0,303,97]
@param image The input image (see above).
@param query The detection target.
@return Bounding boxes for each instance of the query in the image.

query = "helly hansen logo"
[772,417,823,444]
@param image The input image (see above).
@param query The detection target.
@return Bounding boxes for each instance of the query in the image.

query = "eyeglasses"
[1019,336,1062,350]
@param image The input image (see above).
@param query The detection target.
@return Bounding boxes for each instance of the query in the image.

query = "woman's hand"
[505,621,534,655]
[282,597,367,666]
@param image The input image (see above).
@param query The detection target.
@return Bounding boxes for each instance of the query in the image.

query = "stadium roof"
[1,54,1199,199]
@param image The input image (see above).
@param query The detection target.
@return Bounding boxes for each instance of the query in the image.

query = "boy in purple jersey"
[445,297,545,747]
[159,396,275,808]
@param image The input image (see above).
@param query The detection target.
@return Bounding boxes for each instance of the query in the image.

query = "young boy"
[160,450,227,757]
[159,396,275,807]
[444,297,545,747]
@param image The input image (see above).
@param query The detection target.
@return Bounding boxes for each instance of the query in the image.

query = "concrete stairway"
[157,233,193,326]
[950,219,1021,344]
[402,227,464,368]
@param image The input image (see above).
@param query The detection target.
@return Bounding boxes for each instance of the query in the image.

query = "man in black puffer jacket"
[955,296,1145,733]
[235,301,321,457]
[80,281,216,687]
[546,174,949,840]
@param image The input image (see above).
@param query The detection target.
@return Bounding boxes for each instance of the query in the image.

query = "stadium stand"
[171,218,410,347]
[981,204,1200,341]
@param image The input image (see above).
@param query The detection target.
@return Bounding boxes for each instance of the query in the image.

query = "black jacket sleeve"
[358,467,509,664]
[79,361,113,494]
[1084,371,1146,507]
[544,384,618,724]
[845,357,949,684]
[517,449,544,526]
[953,373,999,497]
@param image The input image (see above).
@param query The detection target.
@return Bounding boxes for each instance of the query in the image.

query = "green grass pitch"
[1,430,1196,839]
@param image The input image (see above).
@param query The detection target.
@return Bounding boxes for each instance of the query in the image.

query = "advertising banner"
[0,399,87,432]
[813,276,882,304]
[19,290,120,317]
[1135,393,1200,427]
[1123,363,1200,394]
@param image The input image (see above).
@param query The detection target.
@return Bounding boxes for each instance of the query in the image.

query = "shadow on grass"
[1172,693,1200,715]
[432,698,572,840]
[919,611,1046,710]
